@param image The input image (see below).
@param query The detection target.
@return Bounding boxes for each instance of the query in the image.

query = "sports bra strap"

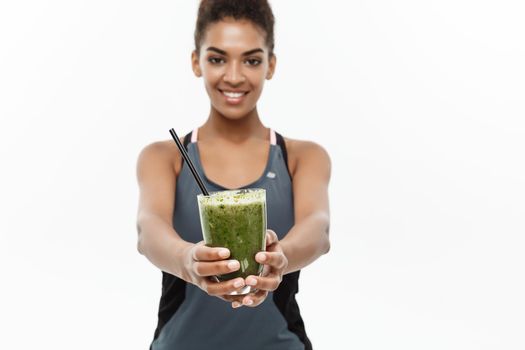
[270,129,277,145]
[183,131,192,150]
[274,131,290,178]
[191,128,199,143]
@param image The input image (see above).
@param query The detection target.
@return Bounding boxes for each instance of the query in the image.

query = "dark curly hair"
[194,0,275,57]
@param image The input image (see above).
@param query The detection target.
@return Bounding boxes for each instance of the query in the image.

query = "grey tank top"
[150,128,311,350]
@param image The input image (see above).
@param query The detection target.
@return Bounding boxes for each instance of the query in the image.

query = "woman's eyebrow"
[206,47,264,56]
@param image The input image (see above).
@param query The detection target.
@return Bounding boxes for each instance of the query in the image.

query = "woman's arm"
[280,140,331,274]
[136,142,247,298]
[235,140,331,308]
[136,142,193,280]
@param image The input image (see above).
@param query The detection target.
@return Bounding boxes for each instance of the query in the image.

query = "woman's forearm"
[137,213,193,280]
[280,212,330,275]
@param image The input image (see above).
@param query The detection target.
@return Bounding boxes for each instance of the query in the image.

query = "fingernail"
[219,249,229,258]
[233,279,244,288]
[232,302,241,308]
[244,298,253,306]
[246,277,257,286]
[258,253,267,262]
[228,260,240,270]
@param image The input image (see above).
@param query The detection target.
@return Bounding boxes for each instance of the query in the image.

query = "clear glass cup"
[197,188,267,295]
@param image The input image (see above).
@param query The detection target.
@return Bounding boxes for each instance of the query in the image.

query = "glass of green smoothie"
[197,188,267,295]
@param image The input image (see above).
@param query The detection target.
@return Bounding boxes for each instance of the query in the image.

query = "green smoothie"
[197,189,267,282]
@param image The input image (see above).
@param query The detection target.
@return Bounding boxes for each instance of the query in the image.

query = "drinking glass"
[197,188,267,295]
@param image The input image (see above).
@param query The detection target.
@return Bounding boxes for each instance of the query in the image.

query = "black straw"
[169,128,210,196]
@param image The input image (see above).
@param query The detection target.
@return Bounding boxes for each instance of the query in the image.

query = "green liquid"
[198,191,266,281]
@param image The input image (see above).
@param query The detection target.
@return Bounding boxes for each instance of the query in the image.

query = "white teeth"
[222,91,246,98]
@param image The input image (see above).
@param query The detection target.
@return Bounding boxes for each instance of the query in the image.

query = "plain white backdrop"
[1,0,524,349]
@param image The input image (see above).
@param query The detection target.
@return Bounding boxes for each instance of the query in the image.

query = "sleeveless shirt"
[150,128,312,350]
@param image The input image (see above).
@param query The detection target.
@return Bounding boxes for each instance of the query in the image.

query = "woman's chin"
[212,105,256,120]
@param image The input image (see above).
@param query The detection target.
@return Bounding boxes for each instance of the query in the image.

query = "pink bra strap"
[191,128,199,143]
[270,129,276,145]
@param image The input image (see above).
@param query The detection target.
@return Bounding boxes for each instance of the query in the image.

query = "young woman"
[136,1,331,349]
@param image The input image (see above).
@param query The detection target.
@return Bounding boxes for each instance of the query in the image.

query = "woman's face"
[192,18,276,120]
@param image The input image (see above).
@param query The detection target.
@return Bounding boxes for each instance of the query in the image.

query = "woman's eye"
[208,57,224,64]
[246,59,262,66]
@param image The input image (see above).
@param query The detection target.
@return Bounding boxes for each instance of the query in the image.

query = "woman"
[136,1,331,349]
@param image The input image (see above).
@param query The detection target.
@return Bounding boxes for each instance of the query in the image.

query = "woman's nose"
[223,62,246,85]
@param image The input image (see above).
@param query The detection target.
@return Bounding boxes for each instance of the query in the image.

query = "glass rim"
[197,188,266,198]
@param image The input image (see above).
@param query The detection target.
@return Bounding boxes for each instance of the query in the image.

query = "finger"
[260,263,271,278]
[221,294,245,304]
[201,277,246,297]
[193,242,230,261]
[265,230,278,247]
[229,297,246,309]
[193,259,240,277]
[242,289,269,307]
[255,251,287,269]
[218,294,245,308]
[245,273,281,292]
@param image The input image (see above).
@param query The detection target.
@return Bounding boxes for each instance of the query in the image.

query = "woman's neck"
[199,106,268,143]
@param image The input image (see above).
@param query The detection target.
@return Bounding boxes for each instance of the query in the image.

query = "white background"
[1,1,524,349]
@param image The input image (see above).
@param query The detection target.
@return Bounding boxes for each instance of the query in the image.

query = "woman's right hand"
[181,241,246,301]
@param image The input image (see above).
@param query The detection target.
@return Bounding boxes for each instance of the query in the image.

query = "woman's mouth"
[218,89,249,105]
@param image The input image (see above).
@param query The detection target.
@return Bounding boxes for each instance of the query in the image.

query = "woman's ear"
[191,50,202,77]
[266,53,276,80]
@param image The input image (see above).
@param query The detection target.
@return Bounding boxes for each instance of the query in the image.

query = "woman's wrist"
[278,239,292,275]
[138,220,194,281]
[171,239,194,282]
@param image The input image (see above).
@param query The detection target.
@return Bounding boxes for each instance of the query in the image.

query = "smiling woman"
[205,45,265,105]
[136,1,331,349]
[191,17,276,118]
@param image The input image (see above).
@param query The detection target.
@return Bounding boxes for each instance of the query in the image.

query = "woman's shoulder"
[137,139,184,176]
[282,136,331,177]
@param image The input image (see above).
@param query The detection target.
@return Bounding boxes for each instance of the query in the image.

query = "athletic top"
[150,128,312,350]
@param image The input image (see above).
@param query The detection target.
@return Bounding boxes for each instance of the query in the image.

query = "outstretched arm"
[280,141,331,274]
[136,142,249,299]
[136,142,192,279]
[235,141,331,308]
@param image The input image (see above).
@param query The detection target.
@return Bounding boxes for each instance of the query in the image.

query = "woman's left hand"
[230,229,288,308]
